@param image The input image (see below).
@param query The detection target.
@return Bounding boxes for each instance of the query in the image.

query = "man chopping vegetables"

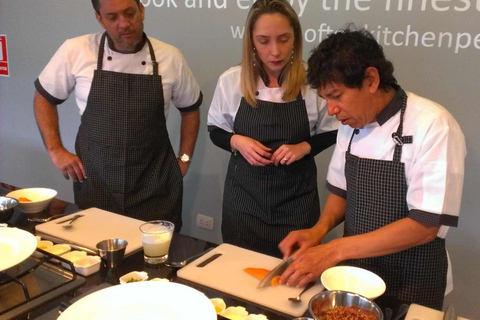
[278,29,466,312]
[33,0,202,229]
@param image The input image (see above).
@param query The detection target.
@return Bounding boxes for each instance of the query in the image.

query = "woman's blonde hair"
[241,0,305,106]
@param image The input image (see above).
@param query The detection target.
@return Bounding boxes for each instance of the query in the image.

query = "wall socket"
[196,214,214,230]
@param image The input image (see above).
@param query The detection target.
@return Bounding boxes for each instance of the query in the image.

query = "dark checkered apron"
[73,33,183,229]
[222,95,320,257]
[343,94,447,311]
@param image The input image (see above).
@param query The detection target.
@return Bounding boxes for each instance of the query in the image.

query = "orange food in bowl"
[244,268,270,280]
[19,197,32,202]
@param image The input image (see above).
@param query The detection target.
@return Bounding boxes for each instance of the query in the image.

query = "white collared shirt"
[327,92,466,239]
[36,32,201,117]
[207,65,339,136]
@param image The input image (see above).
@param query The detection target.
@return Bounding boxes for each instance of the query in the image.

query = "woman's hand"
[230,135,272,166]
[271,142,311,166]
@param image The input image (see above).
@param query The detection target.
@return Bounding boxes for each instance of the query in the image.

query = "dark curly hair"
[307,29,398,91]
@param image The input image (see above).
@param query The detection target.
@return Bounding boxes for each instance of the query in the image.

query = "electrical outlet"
[196,214,214,230]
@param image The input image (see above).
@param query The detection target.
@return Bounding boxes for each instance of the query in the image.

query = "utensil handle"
[68,215,81,223]
[299,281,316,295]
[29,212,71,223]
[185,247,215,265]
[57,214,82,224]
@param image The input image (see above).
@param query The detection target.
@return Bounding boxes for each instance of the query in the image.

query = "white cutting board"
[405,304,471,320]
[177,243,324,317]
[35,208,144,256]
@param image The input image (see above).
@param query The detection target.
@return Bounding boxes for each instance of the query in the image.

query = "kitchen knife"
[443,305,456,320]
[257,257,293,288]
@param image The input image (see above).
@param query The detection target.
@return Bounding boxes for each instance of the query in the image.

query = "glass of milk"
[139,220,174,265]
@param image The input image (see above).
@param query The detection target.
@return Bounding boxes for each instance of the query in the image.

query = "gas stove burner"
[0,250,86,320]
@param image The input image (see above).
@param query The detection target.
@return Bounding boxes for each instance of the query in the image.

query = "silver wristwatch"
[178,153,191,164]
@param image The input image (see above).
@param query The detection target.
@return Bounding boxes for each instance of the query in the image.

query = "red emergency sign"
[0,35,9,77]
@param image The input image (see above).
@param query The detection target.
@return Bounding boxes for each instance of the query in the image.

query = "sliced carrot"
[270,275,281,287]
[244,268,271,280]
[18,197,32,202]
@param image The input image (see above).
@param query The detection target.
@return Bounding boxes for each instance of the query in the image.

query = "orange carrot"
[18,197,32,202]
[244,268,271,280]
[271,275,281,287]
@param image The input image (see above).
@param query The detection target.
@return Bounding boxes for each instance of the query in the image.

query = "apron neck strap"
[347,91,409,162]
[146,37,158,75]
[97,32,158,76]
[391,92,408,162]
[97,33,107,71]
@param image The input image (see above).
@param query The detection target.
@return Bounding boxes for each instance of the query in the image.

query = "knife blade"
[443,305,456,320]
[257,257,293,288]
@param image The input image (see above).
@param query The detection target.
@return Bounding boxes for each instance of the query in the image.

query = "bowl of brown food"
[308,290,383,320]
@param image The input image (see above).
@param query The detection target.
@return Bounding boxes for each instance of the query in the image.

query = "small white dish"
[60,251,87,269]
[73,256,101,276]
[119,271,149,284]
[32,240,54,258]
[44,244,71,263]
[321,266,386,299]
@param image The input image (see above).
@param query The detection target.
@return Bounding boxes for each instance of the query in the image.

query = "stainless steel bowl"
[0,196,19,223]
[308,290,383,320]
[96,238,128,268]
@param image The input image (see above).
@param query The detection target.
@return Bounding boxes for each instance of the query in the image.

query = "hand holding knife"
[257,256,293,288]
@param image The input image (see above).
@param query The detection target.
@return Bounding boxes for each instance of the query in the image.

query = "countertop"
[1,191,302,320]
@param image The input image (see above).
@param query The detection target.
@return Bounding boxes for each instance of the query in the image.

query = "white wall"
[1,1,479,317]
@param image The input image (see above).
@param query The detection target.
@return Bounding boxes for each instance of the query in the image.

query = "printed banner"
[0,35,9,77]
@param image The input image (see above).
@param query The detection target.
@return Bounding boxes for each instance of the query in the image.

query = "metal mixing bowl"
[0,196,19,223]
[308,290,384,320]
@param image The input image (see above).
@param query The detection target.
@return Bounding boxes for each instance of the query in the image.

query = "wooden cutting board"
[405,304,470,320]
[177,243,324,317]
[35,208,144,256]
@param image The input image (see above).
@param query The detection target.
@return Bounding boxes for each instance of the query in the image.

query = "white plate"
[0,227,37,271]
[58,281,217,320]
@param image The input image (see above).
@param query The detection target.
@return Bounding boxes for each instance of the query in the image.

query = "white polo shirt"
[36,32,202,117]
[327,91,466,239]
[207,65,339,136]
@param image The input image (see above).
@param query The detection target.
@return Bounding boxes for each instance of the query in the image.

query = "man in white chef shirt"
[33,0,202,228]
[279,29,466,312]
